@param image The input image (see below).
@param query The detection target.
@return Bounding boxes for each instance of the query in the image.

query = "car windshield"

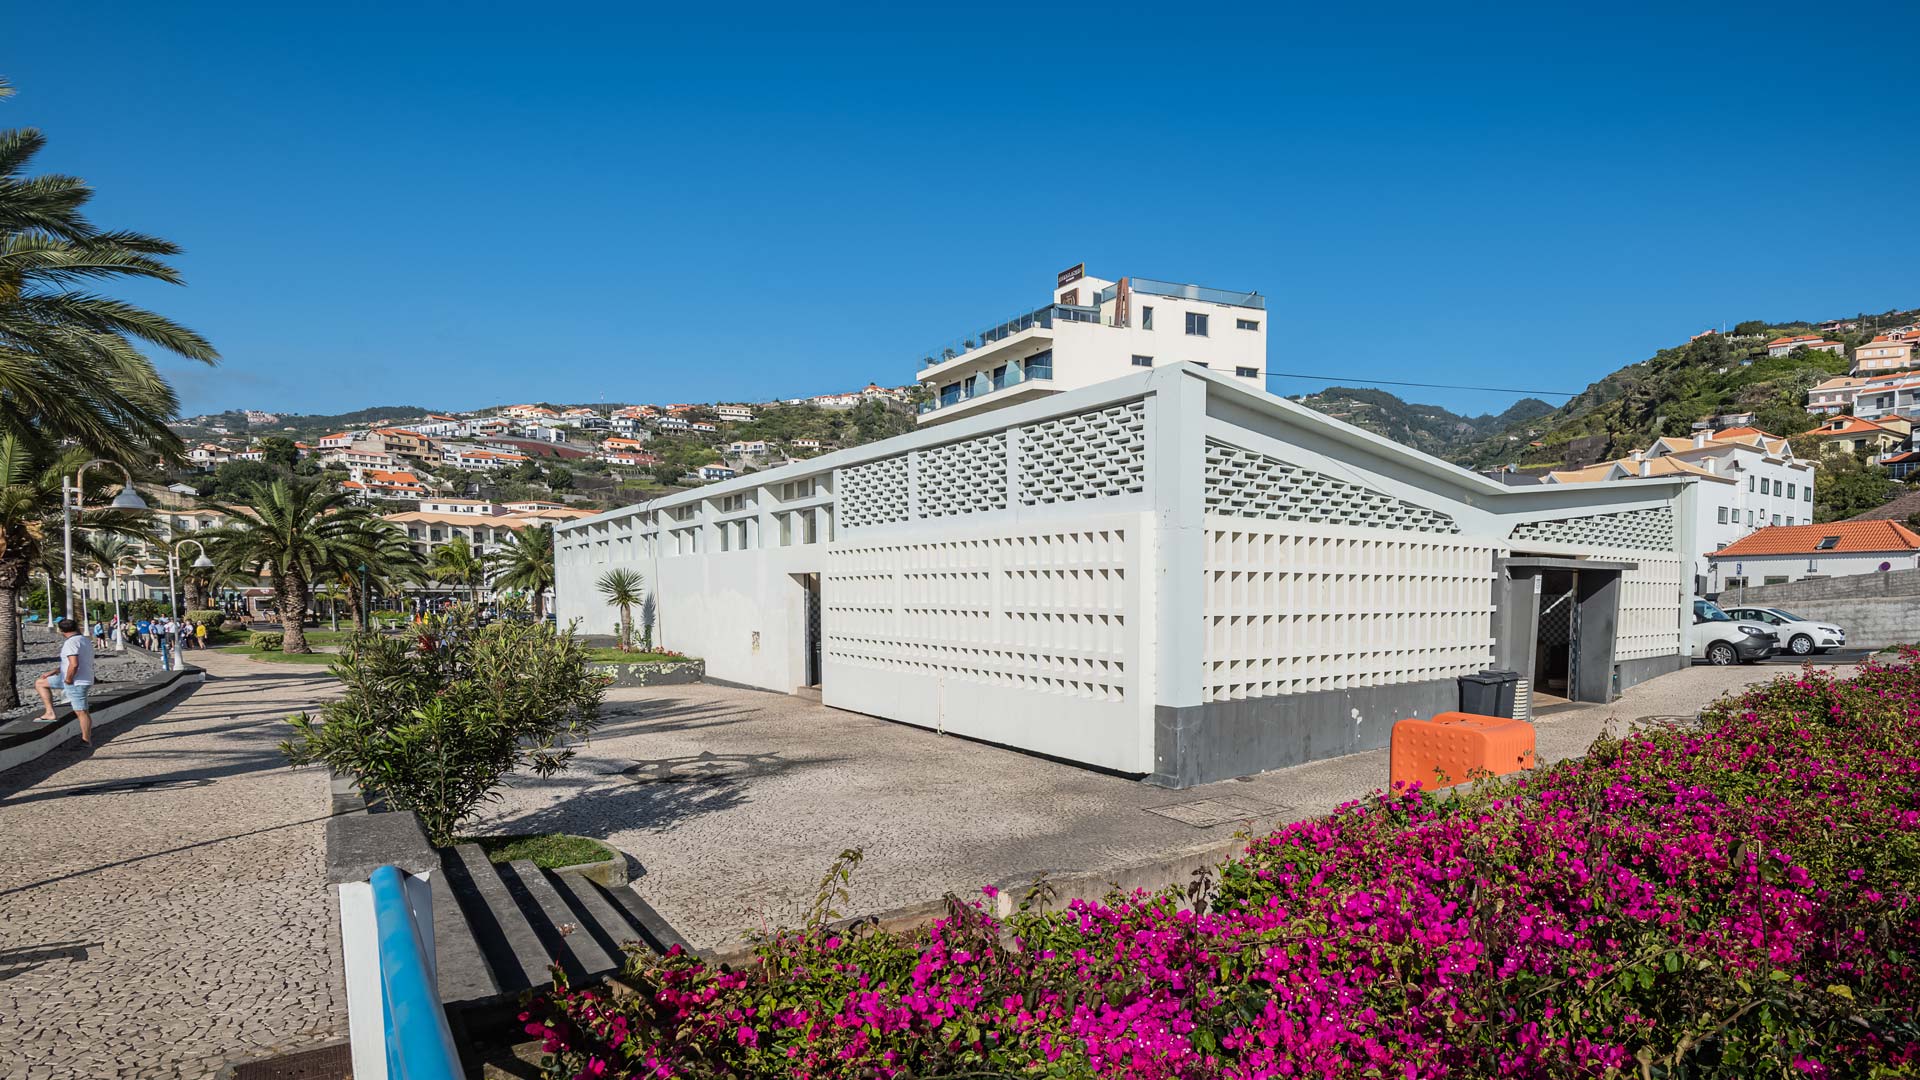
[1696,600,1731,622]
[1768,609,1808,623]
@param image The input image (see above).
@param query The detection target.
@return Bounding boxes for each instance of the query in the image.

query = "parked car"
[1689,598,1777,665]
[1720,606,1846,657]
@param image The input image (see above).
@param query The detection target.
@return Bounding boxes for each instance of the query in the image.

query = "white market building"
[556,365,1698,787]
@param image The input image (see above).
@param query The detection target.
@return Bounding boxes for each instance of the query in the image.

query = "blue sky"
[9,3,1917,418]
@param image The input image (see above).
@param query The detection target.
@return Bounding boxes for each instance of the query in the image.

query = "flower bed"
[520,658,1920,1077]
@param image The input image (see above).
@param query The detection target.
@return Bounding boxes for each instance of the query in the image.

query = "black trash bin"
[1458,669,1520,718]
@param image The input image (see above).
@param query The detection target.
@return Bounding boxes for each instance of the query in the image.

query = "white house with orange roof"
[440,446,531,471]
[1708,520,1920,588]
[1543,425,1815,581]
[1806,375,1868,415]
[1765,334,1846,358]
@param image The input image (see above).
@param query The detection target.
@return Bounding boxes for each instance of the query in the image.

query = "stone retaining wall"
[1718,570,1920,648]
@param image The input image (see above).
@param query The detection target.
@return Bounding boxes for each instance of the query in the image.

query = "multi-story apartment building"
[1544,426,1816,584]
[1806,375,1867,415]
[714,404,756,422]
[914,264,1266,425]
[1849,372,1920,422]
[1852,336,1915,375]
[440,446,530,470]
[1810,415,1910,457]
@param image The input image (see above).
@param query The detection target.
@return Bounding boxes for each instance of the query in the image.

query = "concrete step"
[590,876,696,956]
[439,845,553,994]
[427,853,500,1008]
[545,870,641,968]
[498,859,618,983]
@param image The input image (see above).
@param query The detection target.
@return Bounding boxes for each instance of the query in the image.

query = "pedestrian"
[92,619,105,645]
[195,620,209,650]
[157,616,174,669]
[136,615,152,649]
[34,617,96,750]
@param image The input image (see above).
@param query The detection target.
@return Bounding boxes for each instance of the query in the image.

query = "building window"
[801,508,818,545]
[1132,355,1153,367]
[1185,312,1209,336]
[1747,510,1755,526]
[1748,476,1755,492]
[1806,485,1814,502]
[1772,514,1781,526]
[1235,366,1258,378]
[1763,575,1790,585]
[1775,479,1785,496]
[1141,306,1153,330]
[1025,350,1054,380]
[1787,483,1796,500]
[1236,318,1259,331]
[1717,506,1728,524]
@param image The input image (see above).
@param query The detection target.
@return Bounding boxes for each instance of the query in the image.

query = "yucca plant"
[595,568,644,650]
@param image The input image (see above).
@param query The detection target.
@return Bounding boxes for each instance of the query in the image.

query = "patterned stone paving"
[0,651,345,1080]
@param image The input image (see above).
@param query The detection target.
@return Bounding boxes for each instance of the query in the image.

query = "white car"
[1690,598,1777,665]
[1721,606,1846,657]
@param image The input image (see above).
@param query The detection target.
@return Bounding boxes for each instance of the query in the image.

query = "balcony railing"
[918,305,1099,369]
[1096,278,1265,310]
[919,355,1055,414]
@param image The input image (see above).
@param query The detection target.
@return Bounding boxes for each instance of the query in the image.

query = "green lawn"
[215,645,340,666]
[462,833,613,869]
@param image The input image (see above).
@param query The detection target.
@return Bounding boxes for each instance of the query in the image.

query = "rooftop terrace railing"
[918,305,1100,369]
[918,356,1055,414]
[1096,278,1265,310]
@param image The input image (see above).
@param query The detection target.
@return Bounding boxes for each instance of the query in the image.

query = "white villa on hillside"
[1542,426,1814,585]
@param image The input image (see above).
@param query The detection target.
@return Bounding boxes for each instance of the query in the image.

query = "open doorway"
[799,572,822,689]
[1496,557,1633,709]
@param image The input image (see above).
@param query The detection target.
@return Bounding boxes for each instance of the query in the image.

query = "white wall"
[1710,550,1920,587]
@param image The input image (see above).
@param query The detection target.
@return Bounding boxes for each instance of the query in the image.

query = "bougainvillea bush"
[521,658,1920,1077]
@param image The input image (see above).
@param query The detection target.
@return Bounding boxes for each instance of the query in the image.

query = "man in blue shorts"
[35,618,96,749]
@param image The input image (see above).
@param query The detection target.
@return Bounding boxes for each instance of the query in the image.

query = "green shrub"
[282,607,604,845]
[185,609,224,627]
[248,631,283,651]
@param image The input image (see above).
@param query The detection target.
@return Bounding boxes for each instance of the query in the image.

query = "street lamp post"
[168,540,213,671]
[61,459,147,620]
[111,556,141,653]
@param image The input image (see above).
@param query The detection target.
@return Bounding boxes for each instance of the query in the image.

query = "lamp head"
[192,553,214,569]
[109,486,148,511]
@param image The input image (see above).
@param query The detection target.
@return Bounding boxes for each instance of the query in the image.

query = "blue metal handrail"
[369,865,461,1080]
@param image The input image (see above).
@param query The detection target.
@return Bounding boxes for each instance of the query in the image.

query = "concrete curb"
[550,837,628,887]
[0,664,206,775]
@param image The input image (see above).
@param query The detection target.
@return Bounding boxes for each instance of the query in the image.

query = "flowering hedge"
[521,658,1920,1077]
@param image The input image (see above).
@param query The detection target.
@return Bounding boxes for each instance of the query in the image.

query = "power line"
[1266,371,1582,398]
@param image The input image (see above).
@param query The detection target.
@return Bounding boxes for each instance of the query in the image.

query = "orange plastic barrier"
[1389,711,1536,792]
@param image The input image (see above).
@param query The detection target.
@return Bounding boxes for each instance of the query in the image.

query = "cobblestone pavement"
[0,650,345,1080]
[473,656,1862,950]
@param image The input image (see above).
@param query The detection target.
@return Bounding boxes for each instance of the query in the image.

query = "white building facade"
[915,265,1268,426]
[557,366,1696,788]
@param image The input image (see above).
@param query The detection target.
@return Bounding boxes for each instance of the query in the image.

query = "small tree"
[595,568,644,650]
[282,606,604,846]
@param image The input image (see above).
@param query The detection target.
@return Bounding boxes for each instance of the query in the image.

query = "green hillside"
[1290,387,1554,459]
[1452,326,1878,470]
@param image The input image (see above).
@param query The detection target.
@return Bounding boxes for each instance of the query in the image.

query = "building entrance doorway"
[1494,556,1635,712]
[799,572,822,689]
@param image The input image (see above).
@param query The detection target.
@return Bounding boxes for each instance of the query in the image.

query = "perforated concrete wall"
[822,518,1150,772]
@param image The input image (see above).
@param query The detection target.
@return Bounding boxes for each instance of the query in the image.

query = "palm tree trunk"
[183,576,204,613]
[279,571,311,653]
[0,580,19,709]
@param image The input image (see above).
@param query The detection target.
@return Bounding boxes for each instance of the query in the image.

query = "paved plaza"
[474,657,1854,950]
[0,651,345,1080]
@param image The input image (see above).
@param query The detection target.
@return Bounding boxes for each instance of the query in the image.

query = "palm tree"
[323,518,422,627]
[427,535,486,605]
[488,524,555,618]
[1,91,218,458]
[595,568,645,650]
[199,479,382,653]
[0,436,150,704]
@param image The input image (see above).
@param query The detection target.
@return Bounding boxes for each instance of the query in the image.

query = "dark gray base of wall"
[1615,653,1686,696]
[1151,678,1460,788]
